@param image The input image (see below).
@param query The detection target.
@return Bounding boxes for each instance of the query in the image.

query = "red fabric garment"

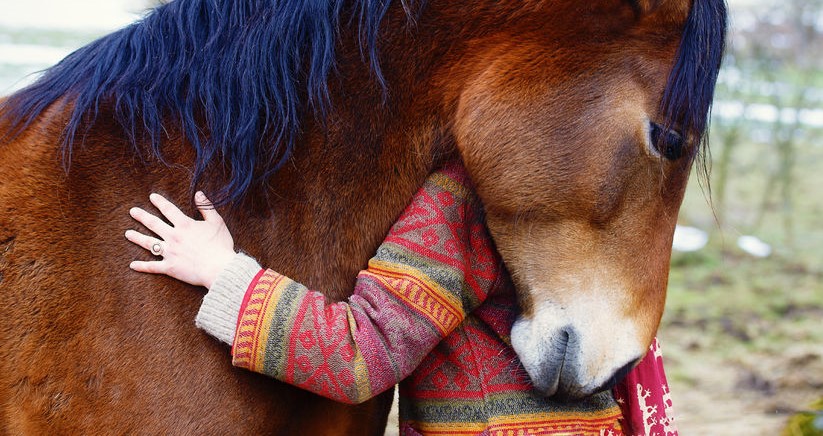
[614,338,677,435]
[230,161,677,435]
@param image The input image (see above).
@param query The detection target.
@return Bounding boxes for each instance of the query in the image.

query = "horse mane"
[0,0,397,204]
[0,0,726,202]
[659,0,728,174]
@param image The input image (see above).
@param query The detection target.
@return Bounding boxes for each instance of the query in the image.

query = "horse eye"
[649,122,685,160]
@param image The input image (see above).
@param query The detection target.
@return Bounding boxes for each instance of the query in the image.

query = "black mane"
[0,0,395,203]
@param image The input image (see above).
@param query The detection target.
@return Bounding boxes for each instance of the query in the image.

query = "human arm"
[125,164,502,404]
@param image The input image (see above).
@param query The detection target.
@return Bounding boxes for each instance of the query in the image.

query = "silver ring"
[150,242,163,256]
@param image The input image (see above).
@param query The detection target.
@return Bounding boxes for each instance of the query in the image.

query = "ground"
[662,249,823,435]
[667,336,823,434]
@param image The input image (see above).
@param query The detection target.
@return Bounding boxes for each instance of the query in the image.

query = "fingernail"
[195,191,205,200]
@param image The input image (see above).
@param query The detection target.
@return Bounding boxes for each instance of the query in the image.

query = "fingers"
[126,231,167,274]
[129,206,174,238]
[195,191,224,224]
[126,231,167,273]
[129,260,168,275]
[149,193,190,226]
[124,229,162,253]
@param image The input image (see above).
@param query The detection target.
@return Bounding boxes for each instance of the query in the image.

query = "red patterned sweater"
[200,162,677,435]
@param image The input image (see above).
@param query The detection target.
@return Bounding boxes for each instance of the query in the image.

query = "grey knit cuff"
[195,252,262,345]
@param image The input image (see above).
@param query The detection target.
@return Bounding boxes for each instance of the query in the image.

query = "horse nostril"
[553,329,571,356]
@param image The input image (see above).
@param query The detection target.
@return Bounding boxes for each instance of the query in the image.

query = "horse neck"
[228,5,519,298]
[226,62,447,300]
[241,108,450,300]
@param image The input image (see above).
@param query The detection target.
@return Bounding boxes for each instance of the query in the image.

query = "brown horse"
[0,0,725,433]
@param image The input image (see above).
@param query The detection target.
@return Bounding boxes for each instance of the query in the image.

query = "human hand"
[125,191,236,289]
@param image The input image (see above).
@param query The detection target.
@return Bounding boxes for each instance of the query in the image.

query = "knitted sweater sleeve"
[208,165,502,405]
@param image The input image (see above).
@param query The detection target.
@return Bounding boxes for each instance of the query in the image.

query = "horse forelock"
[659,0,728,171]
[0,0,400,205]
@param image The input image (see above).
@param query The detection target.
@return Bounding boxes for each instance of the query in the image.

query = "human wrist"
[203,249,239,289]
[195,252,263,345]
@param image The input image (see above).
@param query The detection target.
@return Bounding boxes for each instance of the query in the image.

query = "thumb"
[195,191,223,223]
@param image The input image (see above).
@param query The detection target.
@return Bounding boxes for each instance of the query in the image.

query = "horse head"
[445,0,726,398]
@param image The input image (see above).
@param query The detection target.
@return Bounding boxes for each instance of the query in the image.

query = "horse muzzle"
[510,303,646,399]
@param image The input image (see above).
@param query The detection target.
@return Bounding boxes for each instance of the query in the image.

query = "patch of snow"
[737,235,772,258]
[672,226,709,252]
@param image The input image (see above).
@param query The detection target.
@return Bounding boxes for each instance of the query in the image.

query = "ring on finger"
[150,241,164,256]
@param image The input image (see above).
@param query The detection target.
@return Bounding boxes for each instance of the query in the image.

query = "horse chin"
[510,301,646,400]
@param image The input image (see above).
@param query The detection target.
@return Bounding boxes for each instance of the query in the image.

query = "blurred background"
[664,0,823,434]
[1,0,821,434]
